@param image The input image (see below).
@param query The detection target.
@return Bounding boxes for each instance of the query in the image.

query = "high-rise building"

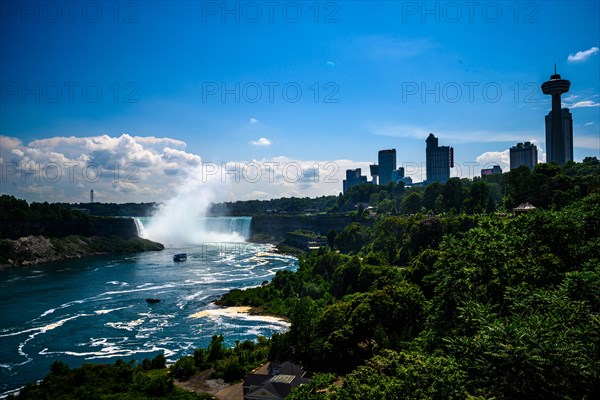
[510,142,538,170]
[481,165,503,177]
[378,149,396,186]
[545,108,573,165]
[369,164,379,185]
[392,167,413,185]
[425,133,453,183]
[343,168,367,193]
[541,68,572,165]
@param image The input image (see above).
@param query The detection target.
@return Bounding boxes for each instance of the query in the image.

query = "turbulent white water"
[136,216,251,247]
[0,243,298,397]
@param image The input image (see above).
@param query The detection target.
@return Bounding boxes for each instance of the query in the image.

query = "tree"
[400,192,422,214]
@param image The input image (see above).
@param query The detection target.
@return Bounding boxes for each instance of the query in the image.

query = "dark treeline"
[0,197,157,221]
[209,195,338,216]
[208,157,600,217]
[335,157,600,215]
[59,202,160,217]
[17,157,599,219]
[0,196,91,221]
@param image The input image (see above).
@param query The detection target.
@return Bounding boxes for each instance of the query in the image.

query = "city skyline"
[1,1,599,203]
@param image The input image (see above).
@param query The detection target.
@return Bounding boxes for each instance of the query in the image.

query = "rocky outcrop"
[0,235,164,269]
[250,214,354,241]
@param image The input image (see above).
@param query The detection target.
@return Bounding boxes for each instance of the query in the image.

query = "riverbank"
[190,305,290,326]
[0,234,164,270]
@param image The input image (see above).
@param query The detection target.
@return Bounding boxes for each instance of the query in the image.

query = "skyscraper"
[378,149,396,186]
[425,133,453,183]
[545,108,573,165]
[541,67,572,165]
[509,142,538,170]
[343,168,367,193]
[369,164,379,185]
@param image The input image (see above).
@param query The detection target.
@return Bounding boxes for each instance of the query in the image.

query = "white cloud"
[569,100,600,108]
[250,137,271,146]
[564,94,580,102]
[250,118,258,124]
[0,134,204,203]
[475,150,510,172]
[584,122,595,126]
[567,46,599,62]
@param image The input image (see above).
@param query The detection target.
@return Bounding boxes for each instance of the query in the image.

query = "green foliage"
[286,373,337,400]
[57,202,158,217]
[170,356,197,380]
[334,350,467,400]
[210,195,337,216]
[215,186,600,398]
[400,191,422,214]
[335,222,372,254]
[0,195,90,222]
[10,356,203,400]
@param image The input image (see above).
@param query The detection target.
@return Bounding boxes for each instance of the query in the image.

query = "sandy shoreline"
[189,306,290,326]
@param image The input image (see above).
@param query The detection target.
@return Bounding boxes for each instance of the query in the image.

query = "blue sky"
[1,1,599,202]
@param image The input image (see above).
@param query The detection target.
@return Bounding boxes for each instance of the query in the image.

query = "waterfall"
[138,216,252,246]
[133,218,146,237]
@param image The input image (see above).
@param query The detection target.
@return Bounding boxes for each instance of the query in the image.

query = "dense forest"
[6,159,600,398]
[218,159,600,399]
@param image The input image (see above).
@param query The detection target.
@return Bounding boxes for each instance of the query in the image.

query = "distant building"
[342,168,367,193]
[369,164,379,185]
[378,149,396,186]
[510,142,538,170]
[481,165,503,177]
[545,108,573,165]
[243,361,310,400]
[392,167,413,186]
[90,189,94,203]
[425,133,453,183]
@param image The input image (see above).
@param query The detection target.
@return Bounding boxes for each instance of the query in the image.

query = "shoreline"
[189,305,290,326]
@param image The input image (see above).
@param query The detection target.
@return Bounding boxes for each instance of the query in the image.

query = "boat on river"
[173,253,187,262]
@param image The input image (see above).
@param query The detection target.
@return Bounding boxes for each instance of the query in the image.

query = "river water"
[0,219,297,396]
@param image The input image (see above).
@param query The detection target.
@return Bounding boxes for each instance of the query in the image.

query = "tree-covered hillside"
[220,191,600,398]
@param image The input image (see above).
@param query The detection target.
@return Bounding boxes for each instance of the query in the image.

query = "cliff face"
[0,235,164,269]
[250,214,353,241]
[0,218,138,240]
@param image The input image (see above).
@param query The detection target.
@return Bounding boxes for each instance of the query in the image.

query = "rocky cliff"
[250,214,354,241]
[0,235,164,269]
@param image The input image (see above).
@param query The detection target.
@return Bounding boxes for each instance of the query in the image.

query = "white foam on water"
[95,306,131,315]
[105,318,145,331]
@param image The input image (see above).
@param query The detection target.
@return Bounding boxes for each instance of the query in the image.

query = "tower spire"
[554,63,556,75]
